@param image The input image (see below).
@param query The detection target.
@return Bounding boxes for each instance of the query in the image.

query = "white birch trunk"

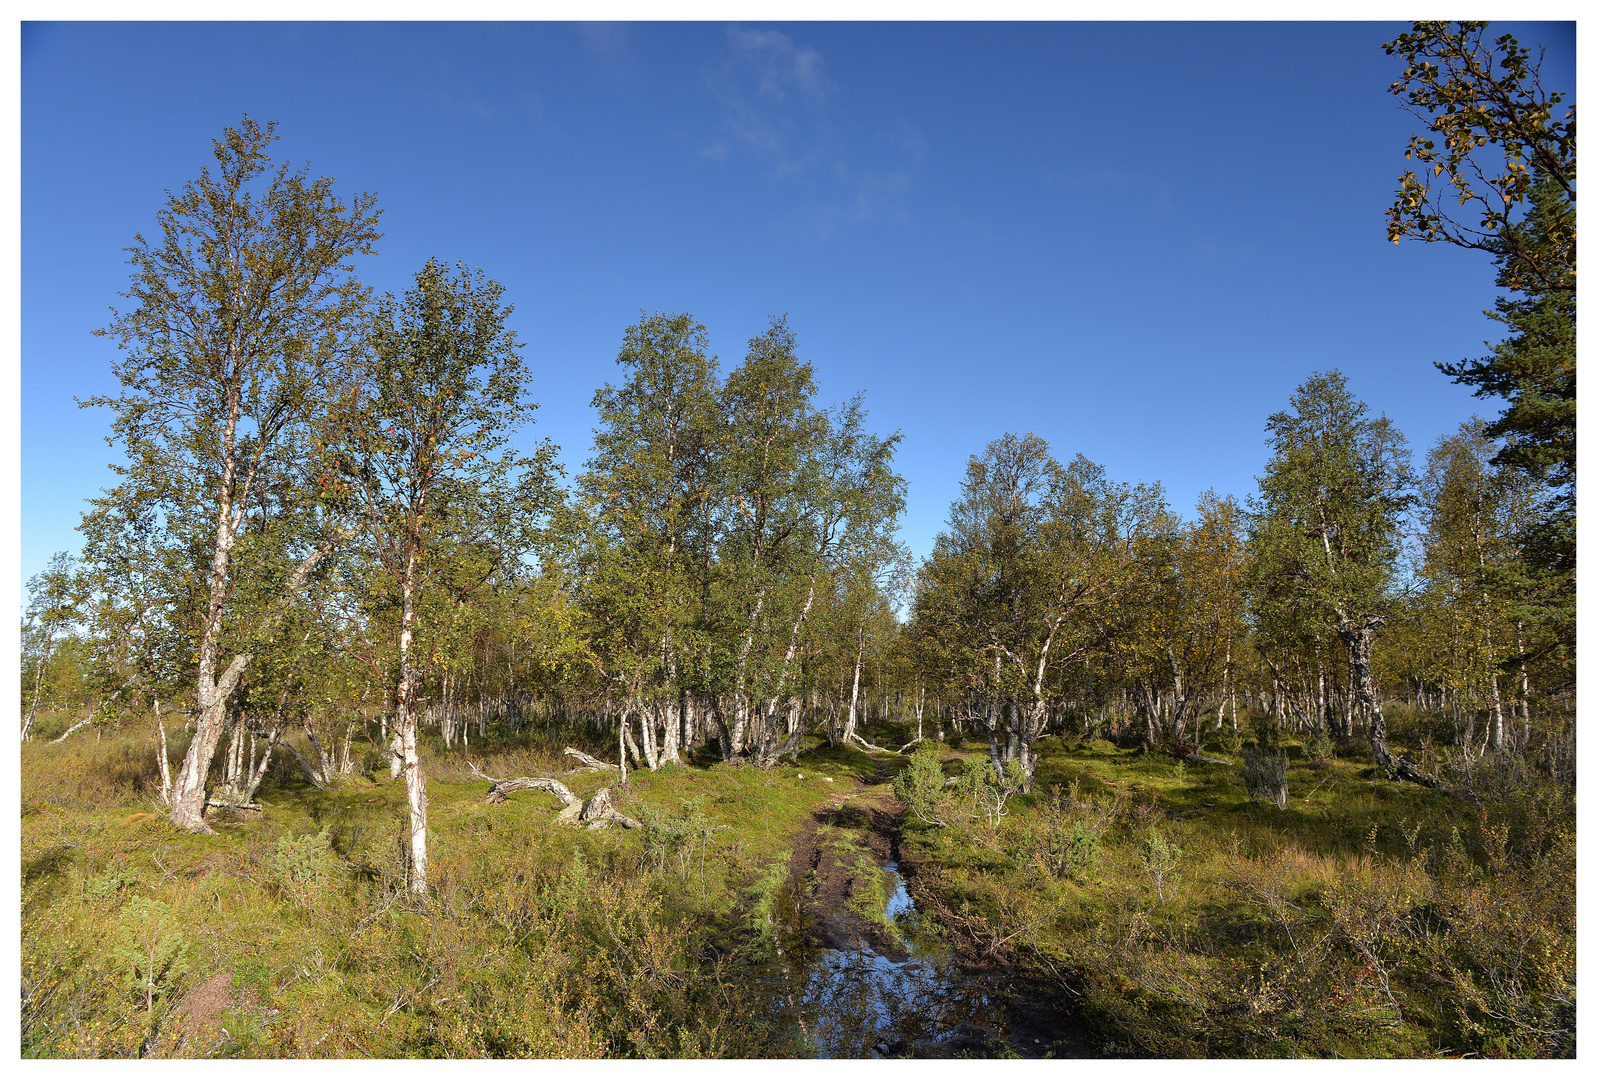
[843,627,866,745]
[168,536,332,830]
[728,586,767,757]
[639,698,660,771]
[1515,621,1532,739]
[22,630,53,741]
[661,697,682,765]
[154,699,172,807]
[397,547,429,895]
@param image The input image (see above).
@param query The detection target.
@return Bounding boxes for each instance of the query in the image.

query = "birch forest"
[21,22,1573,1060]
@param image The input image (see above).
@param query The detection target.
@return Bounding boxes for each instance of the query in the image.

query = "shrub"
[1241,748,1289,809]
[1303,729,1336,764]
[273,825,339,907]
[84,865,138,904]
[638,797,717,880]
[110,897,191,1012]
[1138,828,1182,902]
[1016,787,1105,881]
[1251,710,1283,751]
[1214,725,1245,755]
[960,756,1028,828]
[1415,817,1576,1057]
[892,745,951,827]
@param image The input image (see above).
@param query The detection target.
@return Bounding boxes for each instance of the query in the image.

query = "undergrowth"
[20,712,1575,1058]
[20,717,867,1058]
[897,729,1576,1058]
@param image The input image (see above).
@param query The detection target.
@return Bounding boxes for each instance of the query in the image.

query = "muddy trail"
[771,761,1094,1059]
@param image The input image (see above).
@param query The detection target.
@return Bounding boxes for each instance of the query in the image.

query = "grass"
[20,717,877,1058]
[19,711,1576,1058]
[891,726,1575,1058]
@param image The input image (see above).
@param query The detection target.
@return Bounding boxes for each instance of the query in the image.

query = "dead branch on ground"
[468,760,640,829]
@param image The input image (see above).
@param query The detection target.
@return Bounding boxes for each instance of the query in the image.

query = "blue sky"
[19,20,1576,588]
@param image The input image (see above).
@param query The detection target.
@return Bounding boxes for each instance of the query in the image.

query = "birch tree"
[82,117,380,830]
[1113,492,1246,748]
[577,313,721,769]
[21,553,83,740]
[918,436,1157,788]
[712,317,828,759]
[751,395,906,763]
[329,258,554,894]
[1416,418,1550,749]
[1384,21,1574,294]
[1245,371,1438,786]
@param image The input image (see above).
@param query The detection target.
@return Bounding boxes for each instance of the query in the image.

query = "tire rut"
[780,762,1097,1058]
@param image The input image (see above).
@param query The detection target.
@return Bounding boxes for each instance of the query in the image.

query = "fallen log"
[486,775,580,807]
[48,718,96,745]
[470,760,581,804]
[1183,752,1231,766]
[849,732,892,754]
[578,788,642,830]
[564,747,620,772]
[203,799,262,813]
[1373,749,1481,805]
[468,761,640,829]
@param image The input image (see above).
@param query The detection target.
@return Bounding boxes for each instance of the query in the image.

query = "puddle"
[882,861,915,921]
[769,857,1015,1057]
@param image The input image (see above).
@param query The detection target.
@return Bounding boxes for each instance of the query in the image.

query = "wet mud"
[768,780,1093,1058]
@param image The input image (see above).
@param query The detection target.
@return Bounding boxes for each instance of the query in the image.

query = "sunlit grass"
[20,715,1574,1058]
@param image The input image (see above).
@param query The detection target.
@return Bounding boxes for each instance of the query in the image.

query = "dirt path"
[783,776,905,956]
[779,759,1096,1058]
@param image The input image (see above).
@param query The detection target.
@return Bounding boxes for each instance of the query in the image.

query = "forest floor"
[19,710,1577,1058]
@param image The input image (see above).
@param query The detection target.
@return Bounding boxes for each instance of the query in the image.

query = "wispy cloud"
[701,26,923,235]
[726,27,832,104]
[707,27,834,175]
[575,22,632,77]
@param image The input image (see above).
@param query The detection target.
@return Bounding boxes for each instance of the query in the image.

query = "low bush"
[637,797,717,880]
[1302,729,1336,764]
[273,826,340,907]
[1241,748,1289,809]
[892,744,951,826]
[111,897,193,1013]
[1010,784,1108,882]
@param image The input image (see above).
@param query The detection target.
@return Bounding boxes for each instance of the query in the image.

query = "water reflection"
[770,860,1011,1058]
